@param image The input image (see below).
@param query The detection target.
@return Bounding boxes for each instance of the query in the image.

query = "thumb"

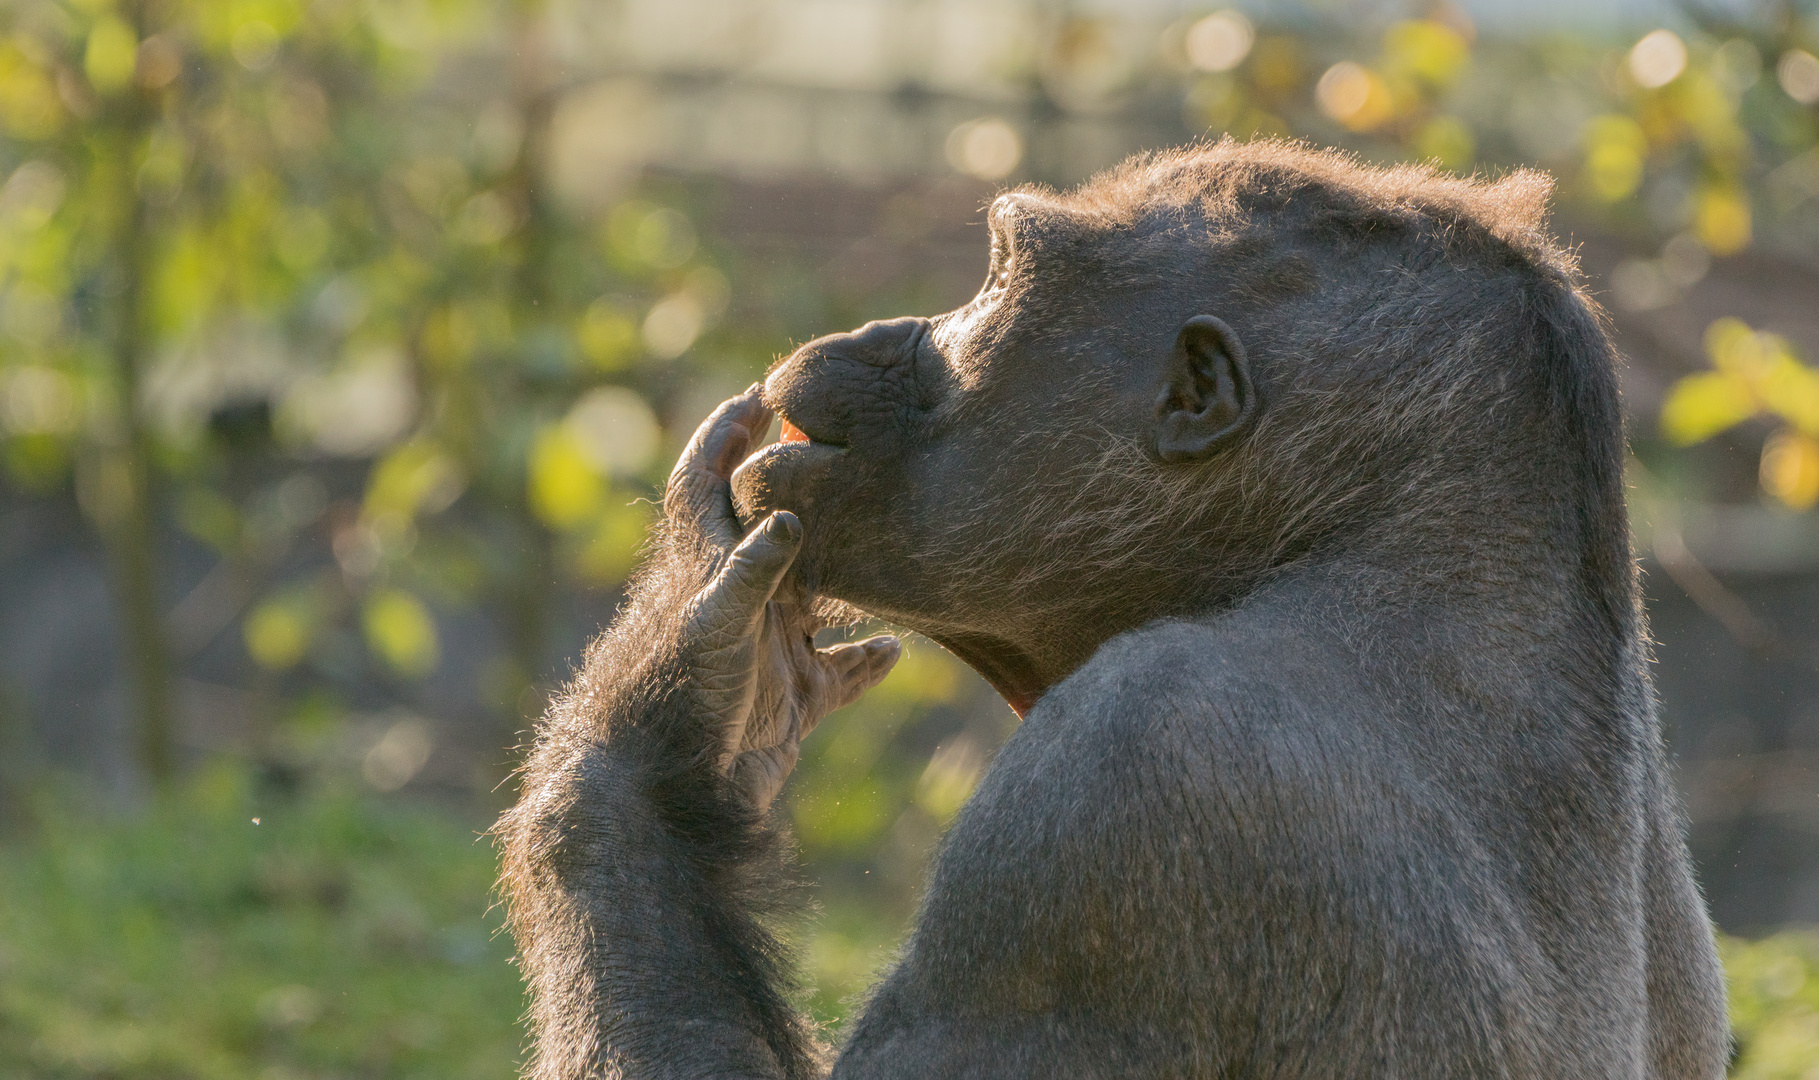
[701,511,802,634]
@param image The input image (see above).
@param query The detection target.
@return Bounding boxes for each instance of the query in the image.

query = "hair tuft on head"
[1047,138,1572,279]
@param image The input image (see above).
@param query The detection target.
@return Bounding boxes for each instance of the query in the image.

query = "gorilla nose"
[815,316,928,368]
[765,316,931,447]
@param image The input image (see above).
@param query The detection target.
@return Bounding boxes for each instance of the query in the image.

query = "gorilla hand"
[666,387,901,811]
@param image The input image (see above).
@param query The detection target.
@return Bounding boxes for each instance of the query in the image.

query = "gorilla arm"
[496,390,900,1080]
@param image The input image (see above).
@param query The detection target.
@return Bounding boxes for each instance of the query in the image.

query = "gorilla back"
[498,141,1728,1079]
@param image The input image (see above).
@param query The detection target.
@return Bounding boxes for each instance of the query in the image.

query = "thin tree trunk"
[500,0,558,738]
[100,0,175,787]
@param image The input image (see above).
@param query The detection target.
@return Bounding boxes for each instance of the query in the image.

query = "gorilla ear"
[1154,315,1258,463]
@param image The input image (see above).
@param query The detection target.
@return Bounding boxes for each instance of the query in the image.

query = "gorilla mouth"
[730,410,848,526]
[771,406,845,449]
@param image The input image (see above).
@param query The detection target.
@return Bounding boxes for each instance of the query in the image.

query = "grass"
[2,765,1816,1077]
[0,765,524,1079]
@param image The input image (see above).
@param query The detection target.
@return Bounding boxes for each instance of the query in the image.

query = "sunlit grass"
[0,766,525,1080]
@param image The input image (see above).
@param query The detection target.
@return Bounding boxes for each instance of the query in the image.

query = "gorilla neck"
[918,516,1622,720]
[922,629,1056,718]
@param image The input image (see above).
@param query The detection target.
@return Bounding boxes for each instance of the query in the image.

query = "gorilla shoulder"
[1026,609,1389,785]
[968,610,1417,868]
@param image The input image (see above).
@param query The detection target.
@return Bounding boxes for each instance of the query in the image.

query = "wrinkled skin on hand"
[663,387,901,811]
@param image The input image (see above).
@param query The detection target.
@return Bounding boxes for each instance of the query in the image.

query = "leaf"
[1660,370,1755,446]
[527,425,604,530]
[1761,429,1819,510]
[84,18,139,95]
[1695,186,1751,255]
[1382,19,1468,87]
[572,498,652,585]
[246,593,316,670]
[364,440,463,525]
[362,588,439,678]
[1755,342,1819,437]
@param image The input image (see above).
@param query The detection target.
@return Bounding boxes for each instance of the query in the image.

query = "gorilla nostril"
[840,316,931,367]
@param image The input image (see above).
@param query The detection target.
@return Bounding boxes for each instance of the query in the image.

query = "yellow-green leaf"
[1695,186,1751,256]
[1755,342,1819,437]
[528,425,604,530]
[1660,370,1755,446]
[365,440,463,524]
[1382,19,1468,87]
[245,594,315,670]
[84,18,138,95]
[1761,429,1819,510]
[362,588,439,678]
[573,498,652,585]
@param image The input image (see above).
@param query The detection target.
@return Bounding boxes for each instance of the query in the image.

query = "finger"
[665,387,772,545]
[669,387,771,488]
[814,635,901,719]
[730,740,800,813]
[700,512,802,637]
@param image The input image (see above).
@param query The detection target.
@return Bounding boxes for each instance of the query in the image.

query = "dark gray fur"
[497,141,1728,1078]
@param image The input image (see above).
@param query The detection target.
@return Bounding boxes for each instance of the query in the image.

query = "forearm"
[498,557,819,1080]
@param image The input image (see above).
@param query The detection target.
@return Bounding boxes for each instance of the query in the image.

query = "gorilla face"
[731,194,1261,707]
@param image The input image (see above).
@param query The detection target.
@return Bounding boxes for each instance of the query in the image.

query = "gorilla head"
[731,141,1613,716]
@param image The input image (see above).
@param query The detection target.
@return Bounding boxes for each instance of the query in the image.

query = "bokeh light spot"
[231,21,280,72]
[1778,49,1819,105]
[566,386,661,478]
[245,595,314,670]
[1581,114,1648,202]
[1762,430,1819,509]
[1383,19,1469,87]
[1661,371,1755,445]
[1415,116,1474,170]
[1316,62,1393,131]
[642,292,706,359]
[578,298,640,370]
[0,365,78,435]
[528,425,605,529]
[945,118,1023,180]
[1628,29,1687,90]
[1184,11,1253,74]
[363,716,434,790]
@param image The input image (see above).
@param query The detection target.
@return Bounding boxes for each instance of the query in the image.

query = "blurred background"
[3,0,1819,1074]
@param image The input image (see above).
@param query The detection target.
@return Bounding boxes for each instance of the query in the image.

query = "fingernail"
[746,381,765,396]
[765,511,800,543]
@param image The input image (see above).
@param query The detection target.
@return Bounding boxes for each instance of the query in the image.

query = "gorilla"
[497,141,1728,1078]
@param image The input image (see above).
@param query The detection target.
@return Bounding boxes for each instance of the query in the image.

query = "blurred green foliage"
[0,0,752,777]
[0,0,1814,778]
[1727,934,1819,1077]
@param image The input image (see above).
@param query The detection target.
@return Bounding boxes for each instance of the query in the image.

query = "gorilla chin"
[729,434,846,524]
